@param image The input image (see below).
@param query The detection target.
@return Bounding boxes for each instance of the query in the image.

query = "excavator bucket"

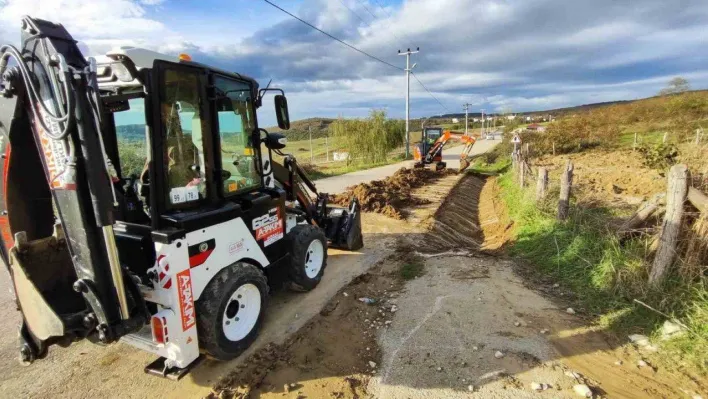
[459,158,471,172]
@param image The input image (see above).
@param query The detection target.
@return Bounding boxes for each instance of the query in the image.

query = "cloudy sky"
[1,0,707,124]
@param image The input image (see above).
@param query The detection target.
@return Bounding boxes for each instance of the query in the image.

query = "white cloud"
[2,0,708,123]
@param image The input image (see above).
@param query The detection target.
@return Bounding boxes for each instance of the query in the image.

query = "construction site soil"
[329,168,457,219]
[211,170,706,399]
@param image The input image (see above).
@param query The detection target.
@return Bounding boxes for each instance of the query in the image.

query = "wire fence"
[511,142,708,285]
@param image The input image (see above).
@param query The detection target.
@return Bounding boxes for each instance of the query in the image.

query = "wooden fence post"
[520,160,526,188]
[557,160,574,220]
[649,164,689,285]
[633,132,638,151]
[617,193,665,237]
[552,142,556,156]
[662,132,668,143]
[536,167,548,201]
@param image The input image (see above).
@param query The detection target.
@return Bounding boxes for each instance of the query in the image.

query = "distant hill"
[265,117,335,141]
[435,90,708,119]
[116,124,145,141]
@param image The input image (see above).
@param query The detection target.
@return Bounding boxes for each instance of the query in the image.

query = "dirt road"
[0,143,498,398]
[213,174,707,399]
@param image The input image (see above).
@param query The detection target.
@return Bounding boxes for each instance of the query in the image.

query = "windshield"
[214,76,260,195]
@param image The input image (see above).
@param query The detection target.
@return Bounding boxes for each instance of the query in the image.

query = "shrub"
[329,110,404,164]
[637,142,679,170]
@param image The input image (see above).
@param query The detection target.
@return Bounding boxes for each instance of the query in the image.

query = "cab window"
[113,98,149,178]
[161,69,209,206]
[213,76,260,195]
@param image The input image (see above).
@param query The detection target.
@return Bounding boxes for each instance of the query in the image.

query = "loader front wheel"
[287,224,328,291]
[196,263,268,360]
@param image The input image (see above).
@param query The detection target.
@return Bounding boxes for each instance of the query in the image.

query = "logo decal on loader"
[177,269,196,331]
[252,208,283,247]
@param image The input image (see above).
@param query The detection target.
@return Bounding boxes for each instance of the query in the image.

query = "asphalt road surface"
[316,139,499,194]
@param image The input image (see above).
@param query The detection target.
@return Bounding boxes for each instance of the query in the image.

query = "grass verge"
[497,170,707,373]
[303,154,408,180]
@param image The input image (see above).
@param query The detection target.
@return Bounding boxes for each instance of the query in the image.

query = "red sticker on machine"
[33,107,73,189]
[176,269,196,331]
[252,208,283,247]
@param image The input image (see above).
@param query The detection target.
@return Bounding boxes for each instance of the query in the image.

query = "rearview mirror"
[275,95,290,130]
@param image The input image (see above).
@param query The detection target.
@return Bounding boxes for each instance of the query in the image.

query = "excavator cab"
[0,16,361,377]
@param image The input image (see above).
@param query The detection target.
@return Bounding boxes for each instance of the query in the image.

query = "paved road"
[315,139,499,194]
[0,139,498,398]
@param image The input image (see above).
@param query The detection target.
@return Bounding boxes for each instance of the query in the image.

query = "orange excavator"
[413,127,477,172]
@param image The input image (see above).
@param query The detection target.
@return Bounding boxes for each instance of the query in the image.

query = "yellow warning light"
[178,53,192,62]
[244,148,254,156]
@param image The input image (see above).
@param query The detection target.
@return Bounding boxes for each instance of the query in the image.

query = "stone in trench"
[566,308,576,314]
[494,351,505,359]
[628,334,650,347]
[369,361,377,369]
[573,384,593,398]
[467,385,475,392]
[661,320,686,340]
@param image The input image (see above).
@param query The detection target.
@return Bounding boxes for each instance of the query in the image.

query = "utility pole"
[398,47,419,159]
[480,109,485,137]
[463,103,471,135]
[309,126,313,162]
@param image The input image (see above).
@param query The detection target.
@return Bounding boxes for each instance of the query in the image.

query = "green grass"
[400,259,425,280]
[497,169,708,373]
[467,156,511,174]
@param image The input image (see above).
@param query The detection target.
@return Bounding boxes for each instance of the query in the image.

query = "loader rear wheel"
[196,263,268,360]
[287,224,328,292]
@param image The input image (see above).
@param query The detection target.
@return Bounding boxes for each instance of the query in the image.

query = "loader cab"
[98,52,292,278]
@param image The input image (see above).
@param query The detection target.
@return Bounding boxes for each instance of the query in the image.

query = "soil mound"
[329,167,457,219]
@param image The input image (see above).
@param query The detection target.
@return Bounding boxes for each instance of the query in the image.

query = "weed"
[636,142,679,170]
[400,259,425,280]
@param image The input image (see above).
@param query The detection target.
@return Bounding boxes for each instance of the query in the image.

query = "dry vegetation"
[477,91,708,373]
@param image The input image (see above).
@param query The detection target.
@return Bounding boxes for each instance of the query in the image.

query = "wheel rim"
[304,239,325,278]
[222,283,261,342]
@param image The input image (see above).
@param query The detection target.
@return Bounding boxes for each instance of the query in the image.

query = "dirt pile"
[536,149,665,205]
[329,167,457,219]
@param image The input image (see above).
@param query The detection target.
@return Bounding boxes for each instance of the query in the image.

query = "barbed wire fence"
[510,139,707,286]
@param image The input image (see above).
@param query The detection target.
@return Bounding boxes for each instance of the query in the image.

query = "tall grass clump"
[329,110,404,164]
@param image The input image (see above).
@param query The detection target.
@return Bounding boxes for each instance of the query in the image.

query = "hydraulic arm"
[0,16,147,363]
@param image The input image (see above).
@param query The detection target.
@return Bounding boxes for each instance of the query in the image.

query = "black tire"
[195,263,268,360]
[287,224,328,291]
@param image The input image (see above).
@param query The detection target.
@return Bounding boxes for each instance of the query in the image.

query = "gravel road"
[0,140,499,398]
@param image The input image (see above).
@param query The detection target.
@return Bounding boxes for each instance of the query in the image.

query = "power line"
[337,0,371,28]
[370,0,415,45]
[262,0,403,71]
[355,0,408,49]
[336,0,401,56]
[412,72,450,113]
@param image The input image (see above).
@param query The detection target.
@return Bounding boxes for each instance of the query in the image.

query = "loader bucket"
[323,198,363,251]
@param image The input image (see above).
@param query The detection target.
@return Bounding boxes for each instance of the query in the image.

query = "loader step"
[144,355,205,380]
